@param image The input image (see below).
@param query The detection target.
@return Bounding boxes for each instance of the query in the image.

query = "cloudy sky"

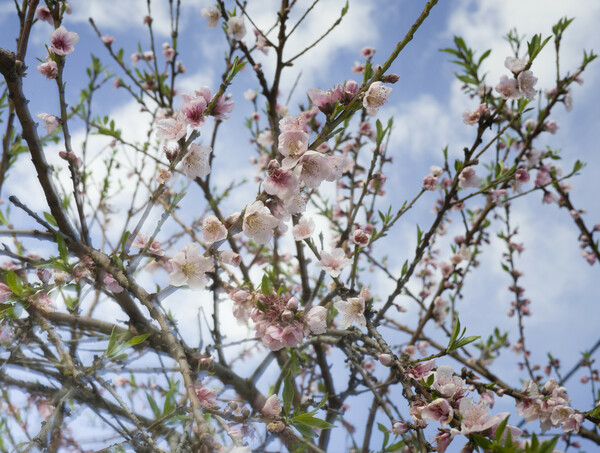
[1,0,599,451]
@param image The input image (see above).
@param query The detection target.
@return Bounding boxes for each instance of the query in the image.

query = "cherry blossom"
[181,144,211,179]
[292,216,315,241]
[181,92,208,129]
[37,57,58,79]
[156,114,187,141]
[517,70,538,100]
[363,81,392,112]
[262,395,282,417]
[103,274,124,293]
[49,26,79,56]
[169,243,214,290]
[36,6,53,24]
[295,151,332,188]
[201,7,220,28]
[263,160,300,200]
[195,387,218,407]
[305,306,327,334]
[505,56,527,73]
[334,297,366,328]
[227,17,246,41]
[202,215,227,244]
[242,201,279,245]
[458,167,483,189]
[495,75,522,100]
[432,365,464,398]
[37,113,60,134]
[421,398,454,428]
[317,248,352,278]
[278,130,309,169]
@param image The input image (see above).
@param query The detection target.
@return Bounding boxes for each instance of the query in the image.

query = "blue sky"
[1,0,599,451]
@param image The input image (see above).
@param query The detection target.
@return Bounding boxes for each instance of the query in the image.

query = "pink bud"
[378,354,393,366]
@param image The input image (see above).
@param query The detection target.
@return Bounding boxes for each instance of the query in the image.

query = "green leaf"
[341,0,349,17]
[292,413,335,430]
[146,393,161,418]
[292,421,317,438]
[43,212,58,227]
[282,371,294,416]
[495,415,509,441]
[126,333,150,347]
[451,335,481,351]
[261,274,273,296]
[6,270,23,296]
[472,434,493,449]
[56,234,68,262]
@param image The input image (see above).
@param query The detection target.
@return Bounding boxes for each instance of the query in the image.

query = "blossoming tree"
[0,1,598,452]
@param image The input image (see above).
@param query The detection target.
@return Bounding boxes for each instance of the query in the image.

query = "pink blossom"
[181,144,211,179]
[201,7,220,28]
[295,151,332,188]
[421,398,454,428]
[456,397,509,435]
[49,26,79,56]
[195,387,218,407]
[504,57,527,74]
[317,248,352,278]
[305,306,327,335]
[254,29,269,54]
[535,166,552,186]
[308,87,340,113]
[169,243,214,290]
[517,70,538,100]
[327,154,352,181]
[281,324,303,348]
[103,274,124,293]
[202,215,227,244]
[263,160,300,200]
[360,46,376,58]
[37,113,60,135]
[37,56,58,79]
[352,229,371,247]
[101,35,115,45]
[131,233,163,256]
[544,120,559,134]
[219,250,240,266]
[462,103,489,125]
[213,94,235,119]
[292,216,315,241]
[181,93,208,129]
[227,16,246,40]
[244,89,257,101]
[262,395,282,417]
[458,167,482,189]
[231,290,252,323]
[162,43,175,61]
[256,130,274,148]
[32,292,55,312]
[334,297,366,328]
[390,421,409,435]
[278,130,309,169]
[363,81,392,111]
[0,283,12,303]
[378,354,393,366]
[495,75,522,100]
[352,61,365,73]
[36,6,53,24]
[156,114,187,141]
[243,201,279,245]
[407,359,436,380]
[432,365,464,398]
[561,412,583,433]
[156,169,172,184]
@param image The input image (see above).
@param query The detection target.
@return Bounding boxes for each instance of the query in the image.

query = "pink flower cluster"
[251,292,326,351]
[495,57,538,100]
[516,378,583,433]
[407,362,523,452]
